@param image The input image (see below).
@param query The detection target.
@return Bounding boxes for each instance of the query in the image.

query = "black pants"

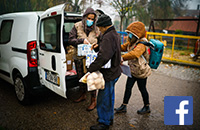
[123,76,149,105]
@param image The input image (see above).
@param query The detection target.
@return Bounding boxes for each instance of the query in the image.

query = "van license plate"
[45,70,60,86]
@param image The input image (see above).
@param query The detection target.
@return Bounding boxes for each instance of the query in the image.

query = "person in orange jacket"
[115,21,152,114]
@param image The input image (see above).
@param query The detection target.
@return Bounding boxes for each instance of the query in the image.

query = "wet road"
[0,63,200,130]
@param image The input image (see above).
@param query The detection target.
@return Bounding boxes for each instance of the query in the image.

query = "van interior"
[63,14,83,97]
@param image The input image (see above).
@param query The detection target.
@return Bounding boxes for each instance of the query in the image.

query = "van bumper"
[24,67,45,94]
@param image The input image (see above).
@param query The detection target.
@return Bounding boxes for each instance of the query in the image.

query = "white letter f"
[176,100,189,125]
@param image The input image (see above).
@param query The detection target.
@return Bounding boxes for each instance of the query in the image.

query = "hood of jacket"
[125,21,146,39]
[83,7,96,17]
[82,7,97,34]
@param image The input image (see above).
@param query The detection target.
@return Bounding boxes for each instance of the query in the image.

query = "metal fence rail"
[117,31,200,66]
[146,32,200,66]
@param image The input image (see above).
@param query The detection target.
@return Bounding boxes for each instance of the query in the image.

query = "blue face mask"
[128,33,133,39]
[86,20,94,27]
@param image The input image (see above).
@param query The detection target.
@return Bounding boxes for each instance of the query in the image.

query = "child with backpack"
[115,21,152,114]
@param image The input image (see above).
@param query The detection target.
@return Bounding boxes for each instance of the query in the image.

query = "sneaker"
[114,104,127,113]
[137,105,150,114]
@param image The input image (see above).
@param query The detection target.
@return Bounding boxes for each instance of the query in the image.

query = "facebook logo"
[164,96,193,125]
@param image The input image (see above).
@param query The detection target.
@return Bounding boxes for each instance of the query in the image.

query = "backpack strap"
[127,38,152,64]
[127,41,149,63]
[137,40,151,64]
[127,44,136,52]
[141,55,147,63]
[138,41,155,50]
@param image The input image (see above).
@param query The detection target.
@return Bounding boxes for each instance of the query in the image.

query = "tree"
[147,0,174,29]
[120,0,190,30]
[171,0,189,17]
[133,0,150,26]
[124,5,134,29]
[97,0,104,8]
[0,0,83,15]
[0,0,33,15]
[111,0,135,31]
[79,0,87,12]
[71,0,81,12]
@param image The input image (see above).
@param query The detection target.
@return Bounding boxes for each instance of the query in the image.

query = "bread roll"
[87,79,94,86]
[91,72,98,79]
[94,78,101,84]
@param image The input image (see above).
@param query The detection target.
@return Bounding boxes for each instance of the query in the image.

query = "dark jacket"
[88,26,121,81]
[68,7,98,47]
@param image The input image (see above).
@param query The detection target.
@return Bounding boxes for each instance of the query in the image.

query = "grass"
[163,48,200,63]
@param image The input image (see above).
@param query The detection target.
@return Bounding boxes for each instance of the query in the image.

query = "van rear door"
[38,4,67,98]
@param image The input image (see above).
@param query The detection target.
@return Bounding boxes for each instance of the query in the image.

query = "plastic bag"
[79,72,90,84]
[87,71,105,91]
[79,71,105,91]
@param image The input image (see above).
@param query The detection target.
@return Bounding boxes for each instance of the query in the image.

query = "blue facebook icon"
[164,96,193,125]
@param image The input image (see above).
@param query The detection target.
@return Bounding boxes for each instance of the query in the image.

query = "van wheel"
[14,73,31,105]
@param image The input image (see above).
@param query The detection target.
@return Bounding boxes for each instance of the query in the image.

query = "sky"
[187,0,200,9]
[82,0,118,21]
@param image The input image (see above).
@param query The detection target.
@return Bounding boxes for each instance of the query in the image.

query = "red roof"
[167,17,200,33]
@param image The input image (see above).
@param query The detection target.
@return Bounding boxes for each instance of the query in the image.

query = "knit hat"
[125,21,146,39]
[96,14,112,27]
[95,9,105,17]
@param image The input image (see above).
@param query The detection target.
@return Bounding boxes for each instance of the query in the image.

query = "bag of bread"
[87,71,105,91]
[79,72,90,84]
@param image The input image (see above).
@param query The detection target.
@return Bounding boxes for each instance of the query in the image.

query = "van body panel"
[0,18,13,83]
[38,3,67,98]
[40,4,66,18]
[10,56,27,80]
[0,12,40,84]
[11,13,39,49]
[0,43,11,77]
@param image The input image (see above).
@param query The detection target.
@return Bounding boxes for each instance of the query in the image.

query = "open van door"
[37,3,67,98]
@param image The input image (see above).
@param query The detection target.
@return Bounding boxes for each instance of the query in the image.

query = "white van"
[0,3,82,105]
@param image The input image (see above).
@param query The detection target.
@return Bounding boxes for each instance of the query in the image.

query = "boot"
[87,97,96,111]
[137,105,150,114]
[96,118,113,125]
[74,93,86,103]
[90,123,109,130]
[114,104,127,113]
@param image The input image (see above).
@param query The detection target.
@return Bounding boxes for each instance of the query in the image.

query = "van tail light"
[51,11,57,16]
[27,41,38,67]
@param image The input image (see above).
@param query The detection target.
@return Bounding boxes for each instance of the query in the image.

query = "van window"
[0,20,13,44]
[39,15,61,52]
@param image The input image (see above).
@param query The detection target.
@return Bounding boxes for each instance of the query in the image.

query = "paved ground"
[0,63,200,130]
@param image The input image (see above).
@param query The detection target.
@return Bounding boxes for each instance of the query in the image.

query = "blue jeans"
[97,78,119,125]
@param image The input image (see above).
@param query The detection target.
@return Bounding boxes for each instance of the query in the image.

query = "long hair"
[82,13,98,34]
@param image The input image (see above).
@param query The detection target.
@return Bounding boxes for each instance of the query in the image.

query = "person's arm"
[88,36,115,73]
[93,34,102,52]
[121,41,129,52]
[68,26,84,47]
[122,43,146,61]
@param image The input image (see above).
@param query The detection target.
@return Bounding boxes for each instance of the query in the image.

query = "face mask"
[128,33,133,39]
[128,33,138,43]
[86,20,94,27]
